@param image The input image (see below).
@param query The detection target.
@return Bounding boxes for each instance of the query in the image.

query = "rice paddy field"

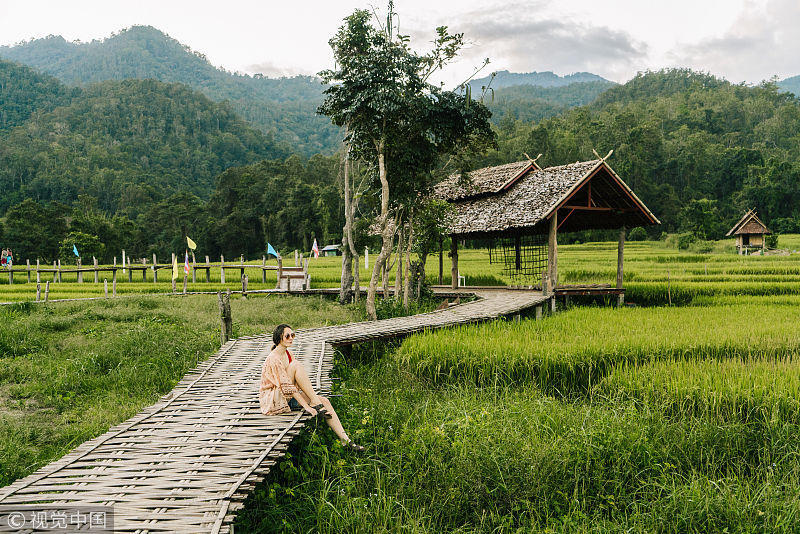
[232,236,800,533]
[4,236,800,532]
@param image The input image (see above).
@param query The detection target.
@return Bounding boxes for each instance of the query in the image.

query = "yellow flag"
[186,236,197,251]
[172,255,179,280]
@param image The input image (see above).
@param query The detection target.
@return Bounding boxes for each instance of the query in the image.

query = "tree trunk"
[366,142,391,320]
[416,252,429,300]
[339,145,354,304]
[394,224,404,300]
[402,212,414,309]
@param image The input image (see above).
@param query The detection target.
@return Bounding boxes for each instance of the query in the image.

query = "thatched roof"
[725,210,771,236]
[434,160,540,201]
[440,159,659,236]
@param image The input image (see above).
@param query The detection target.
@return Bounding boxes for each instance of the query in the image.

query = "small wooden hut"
[726,210,771,254]
[435,158,659,304]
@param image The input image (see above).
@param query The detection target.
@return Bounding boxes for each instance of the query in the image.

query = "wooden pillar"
[44,281,49,302]
[104,279,108,298]
[294,249,299,267]
[122,250,126,274]
[450,236,458,290]
[261,256,267,284]
[220,255,226,284]
[438,237,443,285]
[276,256,283,290]
[77,258,82,283]
[153,253,158,283]
[617,226,626,307]
[93,257,99,283]
[205,255,211,283]
[112,270,117,297]
[547,211,558,295]
[240,255,245,280]
[36,259,40,284]
[26,259,31,283]
[127,260,133,283]
[142,258,147,282]
[192,256,196,283]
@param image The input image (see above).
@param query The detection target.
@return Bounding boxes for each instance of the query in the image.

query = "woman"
[259,323,364,452]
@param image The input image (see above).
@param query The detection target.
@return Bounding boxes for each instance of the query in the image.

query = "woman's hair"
[271,323,292,350]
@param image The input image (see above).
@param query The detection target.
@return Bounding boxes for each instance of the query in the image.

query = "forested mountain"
[469,70,610,91]
[778,75,800,97]
[486,81,616,124]
[0,26,340,155]
[0,69,286,215]
[473,69,800,237]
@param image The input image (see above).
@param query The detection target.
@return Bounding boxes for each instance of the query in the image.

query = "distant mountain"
[0,71,285,213]
[0,26,339,155]
[778,75,800,97]
[486,80,616,125]
[469,70,611,93]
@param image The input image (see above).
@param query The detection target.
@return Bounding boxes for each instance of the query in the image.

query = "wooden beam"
[548,212,557,295]
[450,237,458,290]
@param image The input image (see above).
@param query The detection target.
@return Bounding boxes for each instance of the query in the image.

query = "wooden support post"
[122,250,126,274]
[44,281,49,302]
[142,258,147,282]
[535,305,542,320]
[617,226,625,307]
[276,257,283,290]
[55,261,60,283]
[112,270,117,297]
[205,255,211,283]
[365,246,369,270]
[220,255,226,284]
[8,268,12,285]
[77,258,83,283]
[26,259,31,283]
[547,211,558,295]
[36,259,40,284]
[104,279,108,298]
[450,236,458,290]
[217,290,232,346]
[153,253,158,283]
[192,256,196,283]
[127,257,133,283]
[438,237,443,285]
[240,255,245,280]
[36,282,41,302]
[261,256,267,284]
[93,257,99,283]
[242,274,248,298]
[183,273,187,294]
[294,249,299,267]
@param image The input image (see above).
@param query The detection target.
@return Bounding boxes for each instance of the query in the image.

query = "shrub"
[689,239,715,253]
[766,234,779,249]
[628,227,648,241]
[677,232,696,250]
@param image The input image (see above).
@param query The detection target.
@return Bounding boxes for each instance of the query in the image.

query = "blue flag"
[266,243,279,258]
[72,244,80,257]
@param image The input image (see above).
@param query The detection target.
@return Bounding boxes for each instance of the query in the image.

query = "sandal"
[344,440,365,452]
[311,403,332,420]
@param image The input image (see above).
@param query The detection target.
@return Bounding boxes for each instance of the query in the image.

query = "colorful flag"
[311,239,319,258]
[266,242,279,258]
[172,255,179,281]
[184,252,190,275]
[186,236,197,251]
[72,244,80,257]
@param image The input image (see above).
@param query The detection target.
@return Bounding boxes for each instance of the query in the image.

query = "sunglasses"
[283,332,296,340]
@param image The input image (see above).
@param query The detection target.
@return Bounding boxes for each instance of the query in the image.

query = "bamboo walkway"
[0,288,548,533]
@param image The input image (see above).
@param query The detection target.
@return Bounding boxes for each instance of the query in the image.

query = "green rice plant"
[394,300,800,393]
[597,357,800,425]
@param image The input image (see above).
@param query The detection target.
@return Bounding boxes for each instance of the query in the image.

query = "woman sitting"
[259,323,364,452]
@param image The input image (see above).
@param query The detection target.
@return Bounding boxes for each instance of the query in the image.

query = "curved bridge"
[0,289,547,533]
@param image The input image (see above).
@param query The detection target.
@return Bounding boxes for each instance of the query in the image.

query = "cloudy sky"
[0,0,797,86]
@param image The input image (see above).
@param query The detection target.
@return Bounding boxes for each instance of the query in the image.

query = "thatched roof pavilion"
[434,158,659,304]
[726,209,771,254]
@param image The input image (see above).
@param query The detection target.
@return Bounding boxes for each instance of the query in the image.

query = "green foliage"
[0,60,79,132]
[3,199,67,261]
[628,227,648,241]
[766,234,779,248]
[58,232,104,263]
[486,80,616,124]
[676,232,696,249]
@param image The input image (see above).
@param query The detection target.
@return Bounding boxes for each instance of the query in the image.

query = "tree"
[3,199,68,261]
[58,232,105,263]
[319,5,494,319]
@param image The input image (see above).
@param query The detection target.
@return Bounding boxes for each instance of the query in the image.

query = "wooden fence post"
[8,268,12,285]
[112,270,117,297]
[220,255,226,284]
[127,256,133,283]
[142,258,147,282]
[205,255,211,283]
[77,257,83,284]
[191,255,196,284]
[93,257,99,283]
[240,255,245,280]
[241,274,248,298]
[261,256,267,284]
[44,281,50,302]
[26,259,31,283]
[36,282,41,302]
[104,279,108,298]
[217,290,232,345]
[294,249,299,266]
[183,272,187,294]
[36,259,40,284]
[122,250,126,274]
[276,257,283,290]
[153,253,158,283]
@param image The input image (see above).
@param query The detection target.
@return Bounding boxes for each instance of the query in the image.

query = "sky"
[1,0,798,87]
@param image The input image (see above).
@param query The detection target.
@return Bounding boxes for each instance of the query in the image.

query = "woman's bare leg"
[291,391,317,414]
[287,361,323,406]
[318,395,351,444]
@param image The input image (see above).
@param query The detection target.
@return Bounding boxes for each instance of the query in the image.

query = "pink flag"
[312,239,319,258]
[184,252,190,275]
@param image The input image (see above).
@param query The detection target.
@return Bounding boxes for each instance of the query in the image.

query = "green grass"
[0,294,361,486]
